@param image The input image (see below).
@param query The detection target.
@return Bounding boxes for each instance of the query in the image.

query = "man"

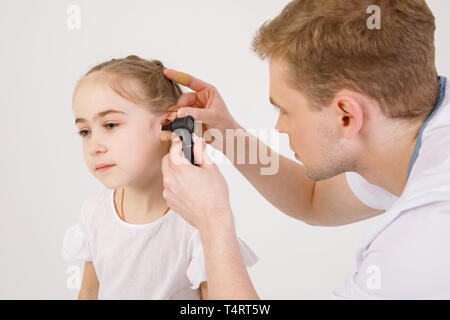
[160,0,450,299]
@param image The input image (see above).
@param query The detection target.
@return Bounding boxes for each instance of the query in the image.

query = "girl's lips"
[96,164,115,172]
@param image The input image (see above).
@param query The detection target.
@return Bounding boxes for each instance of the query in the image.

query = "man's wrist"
[215,118,242,157]
[218,116,241,137]
[199,207,236,240]
[227,117,242,132]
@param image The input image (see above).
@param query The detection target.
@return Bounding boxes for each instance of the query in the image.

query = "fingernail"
[177,109,184,117]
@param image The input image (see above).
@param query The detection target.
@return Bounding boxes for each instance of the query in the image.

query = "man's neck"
[357,119,423,197]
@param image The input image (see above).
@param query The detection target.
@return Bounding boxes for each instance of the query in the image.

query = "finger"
[169,135,190,166]
[170,131,181,142]
[193,137,205,166]
[177,107,215,125]
[162,188,169,201]
[176,92,199,109]
[160,131,172,142]
[194,120,207,139]
[161,154,170,178]
[170,133,183,151]
[167,105,181,113]
[164,69,212,92]
[193,137,214,167]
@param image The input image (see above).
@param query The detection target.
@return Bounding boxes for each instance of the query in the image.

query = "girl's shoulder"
[80,188,113,223]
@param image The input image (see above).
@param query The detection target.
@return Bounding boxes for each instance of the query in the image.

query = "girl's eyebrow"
[75,109,127,124]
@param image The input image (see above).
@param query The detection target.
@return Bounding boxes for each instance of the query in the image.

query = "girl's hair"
[75,55,183,115]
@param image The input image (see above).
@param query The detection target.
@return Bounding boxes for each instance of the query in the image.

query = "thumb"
[193,137,214,167]
[178,107,214,124]
[160,130,172,142]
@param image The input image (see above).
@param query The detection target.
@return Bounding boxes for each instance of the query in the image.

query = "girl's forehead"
[73,90,157,126]
[73,73,160,122]
[74,81,134,113]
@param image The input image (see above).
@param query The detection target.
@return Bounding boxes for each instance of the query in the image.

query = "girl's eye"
[77,123,118,138]
[78,129,89,137]
[105,123,118,130]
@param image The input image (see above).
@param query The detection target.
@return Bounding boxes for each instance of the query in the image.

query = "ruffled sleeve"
[186,230,259,289]
[61,202,92,262]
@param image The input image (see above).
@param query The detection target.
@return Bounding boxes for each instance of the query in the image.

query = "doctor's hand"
[161,135,234,232]
[160,69,241,151]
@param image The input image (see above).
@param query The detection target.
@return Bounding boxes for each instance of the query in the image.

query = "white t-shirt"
[332,76,450,299]
[62,188,259,300]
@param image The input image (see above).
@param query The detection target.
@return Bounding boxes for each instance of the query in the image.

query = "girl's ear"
[159,106,180,143]
[160,105,180,127]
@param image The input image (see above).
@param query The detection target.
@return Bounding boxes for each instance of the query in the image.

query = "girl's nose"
[94,145,107,155]
[90,145,106,156]
[88,135,107,156]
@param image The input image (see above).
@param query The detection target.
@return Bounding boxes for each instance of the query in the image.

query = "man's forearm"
[217,123,316,224]
[199,212,259,300]
[78,289,98,300]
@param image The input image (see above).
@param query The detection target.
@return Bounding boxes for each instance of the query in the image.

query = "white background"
[0,0,449,299]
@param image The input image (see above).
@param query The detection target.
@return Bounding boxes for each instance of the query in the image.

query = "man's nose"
[275,117,288,134]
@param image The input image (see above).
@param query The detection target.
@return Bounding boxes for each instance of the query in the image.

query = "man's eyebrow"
[75,109,127,124]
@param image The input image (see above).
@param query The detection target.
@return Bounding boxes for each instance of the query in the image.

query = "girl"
[62,55,258,299]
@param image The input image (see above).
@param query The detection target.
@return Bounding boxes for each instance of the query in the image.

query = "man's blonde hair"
[252,0,440,120]
[75,55,182,114]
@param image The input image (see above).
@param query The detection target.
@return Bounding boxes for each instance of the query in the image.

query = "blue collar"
[407,76,447,179]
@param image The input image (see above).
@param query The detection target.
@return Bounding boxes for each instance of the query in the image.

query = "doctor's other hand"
[161,135,234,232]
[160,69,240,151]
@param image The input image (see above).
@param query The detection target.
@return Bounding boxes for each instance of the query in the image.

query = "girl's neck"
[114,174,169,224]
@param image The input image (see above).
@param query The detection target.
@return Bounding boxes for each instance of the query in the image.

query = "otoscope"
[161,115,197,166]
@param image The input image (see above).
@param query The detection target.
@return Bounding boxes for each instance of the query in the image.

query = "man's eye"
[273,105,287,116]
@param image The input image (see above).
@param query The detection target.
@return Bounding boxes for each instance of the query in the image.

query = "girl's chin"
[99,181,122,190]
[94,174,123,189]
[95,166,163,188]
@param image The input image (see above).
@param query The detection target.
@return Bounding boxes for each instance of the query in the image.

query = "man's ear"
[333,93,364,139]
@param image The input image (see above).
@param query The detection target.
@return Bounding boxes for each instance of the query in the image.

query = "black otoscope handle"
[173,128,196,165]
[161,115,198,166]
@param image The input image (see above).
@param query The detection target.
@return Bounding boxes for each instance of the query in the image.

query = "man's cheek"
[289,129,300,150]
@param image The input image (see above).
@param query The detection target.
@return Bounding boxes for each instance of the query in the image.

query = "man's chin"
[303,165,340,182]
